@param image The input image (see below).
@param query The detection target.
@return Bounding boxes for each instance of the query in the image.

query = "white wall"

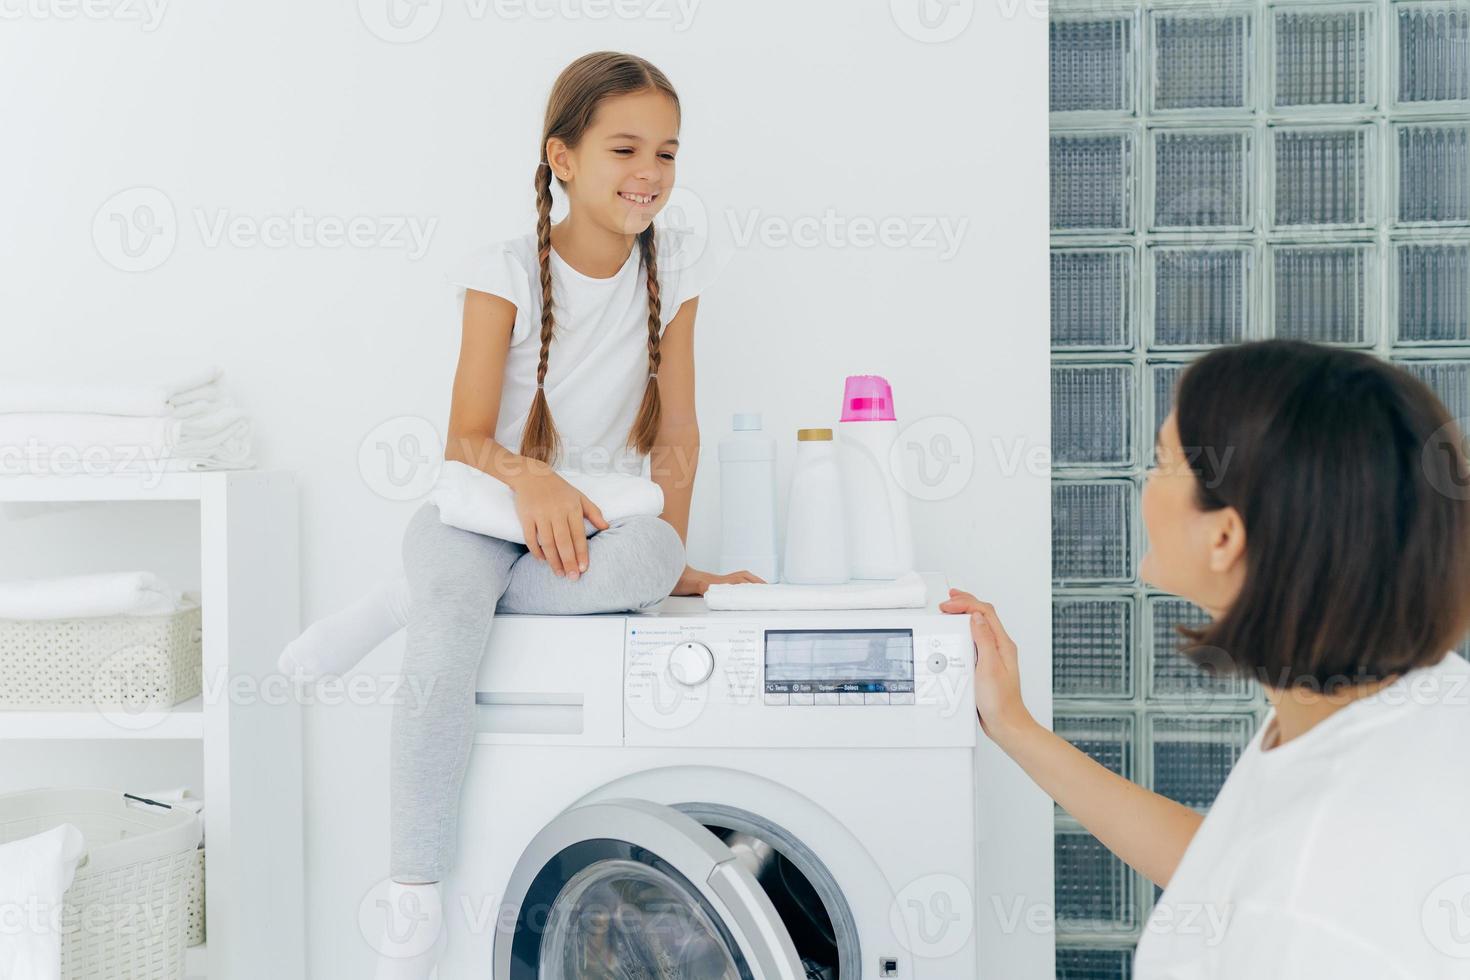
[0,1,1053,975]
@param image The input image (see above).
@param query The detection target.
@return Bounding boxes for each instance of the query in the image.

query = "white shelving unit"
[0,470,304,980]
[0,695,204,740]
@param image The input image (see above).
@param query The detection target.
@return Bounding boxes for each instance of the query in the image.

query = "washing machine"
[441,574,981,979]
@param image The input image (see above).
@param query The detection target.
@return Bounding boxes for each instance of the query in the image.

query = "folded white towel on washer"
[0,408,255,473]
[703,571,927,611]
[0,572,185,620]
[0,366,223,416]
[430,460,664,544]
[0,823,87,980]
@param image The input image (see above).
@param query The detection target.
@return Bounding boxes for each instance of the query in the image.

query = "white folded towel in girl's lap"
[703,571,928,611]
[0,572,185,619]
[0,366,223,416]
[430,460,664,543]
[0,409,255,473]
[279,464,666,680]
[0,823,87,980]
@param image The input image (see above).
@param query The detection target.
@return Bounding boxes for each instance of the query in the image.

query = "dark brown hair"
[1172,339,1470,691]
[522,51,679,467]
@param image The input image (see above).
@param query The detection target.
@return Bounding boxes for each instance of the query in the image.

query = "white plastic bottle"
[836,374,915,579]
[782,428,850,585]
[717,413,779,583]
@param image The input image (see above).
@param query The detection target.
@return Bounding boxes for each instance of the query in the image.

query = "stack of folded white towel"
[0,365,254,474]
[0,571,190,619]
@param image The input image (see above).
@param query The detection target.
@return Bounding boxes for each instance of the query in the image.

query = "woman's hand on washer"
[512,467,609,580]
[941,589,1202,888]
[938,589,1037,746]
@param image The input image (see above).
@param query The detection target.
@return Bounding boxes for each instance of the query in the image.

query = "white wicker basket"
[0,594,202,710]
[186,847,206,946]
[0,788,202,980]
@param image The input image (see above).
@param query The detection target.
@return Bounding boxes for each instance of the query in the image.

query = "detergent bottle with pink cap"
[836,375,915,580]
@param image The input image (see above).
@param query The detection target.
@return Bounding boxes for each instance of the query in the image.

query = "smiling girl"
[367,52,762,979]
[945,340,1470,977]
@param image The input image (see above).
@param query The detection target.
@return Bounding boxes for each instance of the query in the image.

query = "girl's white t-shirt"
[445,224,728,476]
[1133,650,1470,979]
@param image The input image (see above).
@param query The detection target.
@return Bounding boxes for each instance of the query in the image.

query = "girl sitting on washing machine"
[302,51,763,980]
[943,339,1470,979]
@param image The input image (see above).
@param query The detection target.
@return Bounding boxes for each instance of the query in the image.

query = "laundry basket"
[186,846,206,946]
[0,594,202,710]
[0,788,202,980]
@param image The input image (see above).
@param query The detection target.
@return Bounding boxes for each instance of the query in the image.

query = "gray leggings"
[390,499,686,882]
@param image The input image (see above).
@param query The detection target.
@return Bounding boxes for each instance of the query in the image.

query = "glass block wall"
[1049,1,1470,974]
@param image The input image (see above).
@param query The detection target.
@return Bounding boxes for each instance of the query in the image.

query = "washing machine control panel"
[762,627,917,704]
[624,616,976,746]
[626,622,762,705]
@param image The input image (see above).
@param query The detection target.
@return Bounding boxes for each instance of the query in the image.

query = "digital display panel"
[763,629,915,694]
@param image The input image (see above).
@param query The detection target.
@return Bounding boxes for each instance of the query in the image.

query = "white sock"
[369,880,446,980]
[277,573,413,678]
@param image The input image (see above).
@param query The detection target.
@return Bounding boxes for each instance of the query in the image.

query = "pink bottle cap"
[840,375,896,422]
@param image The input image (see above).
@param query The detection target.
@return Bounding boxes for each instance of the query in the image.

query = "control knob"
[667,641,715,687]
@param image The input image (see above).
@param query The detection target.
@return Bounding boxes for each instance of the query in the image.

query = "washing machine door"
[493,798,806,980]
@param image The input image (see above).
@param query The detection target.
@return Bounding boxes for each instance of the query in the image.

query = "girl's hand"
[671,566,766,597]
[938,588,1036,746]
[512,468,609,580]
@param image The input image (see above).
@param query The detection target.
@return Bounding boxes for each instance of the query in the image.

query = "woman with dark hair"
[943,339,1470,977]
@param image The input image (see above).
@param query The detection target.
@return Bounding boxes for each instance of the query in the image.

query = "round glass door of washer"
[540,858,743,979]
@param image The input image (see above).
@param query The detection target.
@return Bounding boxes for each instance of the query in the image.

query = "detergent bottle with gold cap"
[781,427,850,585]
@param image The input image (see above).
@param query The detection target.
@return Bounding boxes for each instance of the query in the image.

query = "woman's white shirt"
[1133,651,1470,979]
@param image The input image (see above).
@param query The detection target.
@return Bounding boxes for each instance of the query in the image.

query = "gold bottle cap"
[796,428,833,441]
